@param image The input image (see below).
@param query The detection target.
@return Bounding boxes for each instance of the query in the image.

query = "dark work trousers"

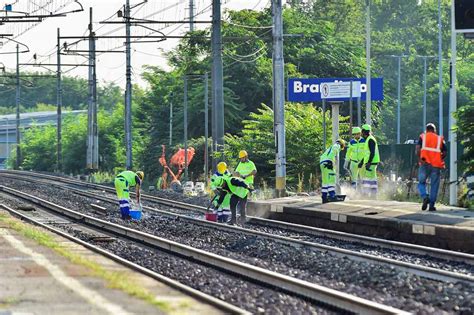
[230,194,248,224]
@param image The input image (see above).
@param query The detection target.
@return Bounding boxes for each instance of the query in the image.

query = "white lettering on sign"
[293,81,319,94]
[294,81,303,93]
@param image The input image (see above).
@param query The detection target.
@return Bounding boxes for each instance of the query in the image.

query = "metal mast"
[125,0,133,169]
[211,0,224,165]
[365,0,372,124]
[272,0,286,196]
[15,44,20,169]
[57,28,63,172]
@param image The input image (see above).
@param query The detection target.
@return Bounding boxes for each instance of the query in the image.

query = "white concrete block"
[412,224,424,234]
[423,225,436,235]
[330,213,339,222]
[338,215,347,223]
[270,205,284,213]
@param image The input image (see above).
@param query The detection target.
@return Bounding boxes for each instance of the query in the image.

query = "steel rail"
[0,204,248,315]
[0,185,408,315]
[2,172,473,284]
[3,170,474,265]
[65,185,474,284]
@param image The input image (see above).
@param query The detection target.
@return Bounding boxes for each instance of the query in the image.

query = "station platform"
[248,197,474,253]
[0,211,221,315]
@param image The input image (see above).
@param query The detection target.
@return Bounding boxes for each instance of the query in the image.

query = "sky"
[0,0,269,88]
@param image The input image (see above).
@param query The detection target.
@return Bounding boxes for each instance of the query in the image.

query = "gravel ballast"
[1,176,473,314]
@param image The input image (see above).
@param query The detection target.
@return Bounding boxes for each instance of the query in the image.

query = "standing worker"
[416,123,447,211]
[114,170,144,219]
[213,162,252,225]
[359,124,380,197]
[320,139,346,203]
[234,150,257,216]
[344,127,366,189]
[234,150,257,186]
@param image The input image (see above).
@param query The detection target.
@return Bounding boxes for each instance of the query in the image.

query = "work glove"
[324,161,334,170]
[358,160,364,169]
[342,168,350,177]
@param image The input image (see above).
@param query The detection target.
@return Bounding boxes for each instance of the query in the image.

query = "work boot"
[428,206,437,212]
[421,197,429,211]
[322,198,329,204]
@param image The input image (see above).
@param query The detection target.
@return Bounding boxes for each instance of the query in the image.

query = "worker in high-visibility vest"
[234,150,257,186]
[210,162,231,222]
[344,127,366,189]
[212,162,252,225]
[114,170,144,219]
[416,123,447,211]
[359,124,380,197]
[320,139,346,203]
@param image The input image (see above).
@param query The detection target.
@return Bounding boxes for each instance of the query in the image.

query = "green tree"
[20,124,56,171]
[220,102,347,189]
[455,105,474,173]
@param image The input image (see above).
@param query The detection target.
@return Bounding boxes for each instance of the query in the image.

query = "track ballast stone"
[1,176,474,314]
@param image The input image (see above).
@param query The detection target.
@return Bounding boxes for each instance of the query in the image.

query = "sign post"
[322,99,326,149]
[288,77,383,103]
[331,102,340,190]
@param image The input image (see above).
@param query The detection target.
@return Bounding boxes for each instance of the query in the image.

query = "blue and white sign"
[287,77,384,102]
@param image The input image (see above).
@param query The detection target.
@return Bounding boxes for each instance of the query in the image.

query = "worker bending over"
[320,139,346,203]
[213,162,252,225]
[114,170,144,219]
[210,163,231,222]
[359,124,380,197]
[344,127,366,189]
[234,150,257,186]
[416,123,446,211]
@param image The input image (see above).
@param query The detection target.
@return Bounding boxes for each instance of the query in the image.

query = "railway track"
[0,184,407,314]
[0,202,247,315]
[2,170,473,281]
[1,171,474,313]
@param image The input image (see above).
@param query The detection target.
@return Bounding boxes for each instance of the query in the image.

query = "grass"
[90,172,115,184]
[0,213,181,313]
[0,297,19,308]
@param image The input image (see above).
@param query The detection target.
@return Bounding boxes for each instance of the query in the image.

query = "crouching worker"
[320,139,346,204]
[213,162,252,225]
[210,162,231,223]
[114,170,144,219]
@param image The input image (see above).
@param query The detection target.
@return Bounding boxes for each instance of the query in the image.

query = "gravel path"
[1,177,473,314]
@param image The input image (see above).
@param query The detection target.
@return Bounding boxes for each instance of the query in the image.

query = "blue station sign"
[287,77,384,102]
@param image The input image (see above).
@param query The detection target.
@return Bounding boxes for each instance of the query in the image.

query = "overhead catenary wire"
[28,0,211,66]
[224,21,272,29]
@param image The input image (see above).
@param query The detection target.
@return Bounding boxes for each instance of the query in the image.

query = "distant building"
[0,110,86,169]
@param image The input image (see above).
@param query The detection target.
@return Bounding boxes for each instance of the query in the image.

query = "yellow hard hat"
[238,150,248,159]
[352,127,361,134]
[136,171,144,181]
[361,124,372,132]
[337,139,346,149]
[217,162,227,174]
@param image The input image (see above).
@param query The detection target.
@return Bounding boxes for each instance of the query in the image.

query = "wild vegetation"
[8,1,473,189]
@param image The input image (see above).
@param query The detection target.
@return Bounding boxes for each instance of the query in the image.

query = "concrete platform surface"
[0,211,222,315]
[248,197,474,253]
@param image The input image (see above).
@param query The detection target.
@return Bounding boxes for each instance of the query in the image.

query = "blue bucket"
[129,209,142,220]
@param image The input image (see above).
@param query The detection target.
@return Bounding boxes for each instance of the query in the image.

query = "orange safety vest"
[420,132,445,168]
